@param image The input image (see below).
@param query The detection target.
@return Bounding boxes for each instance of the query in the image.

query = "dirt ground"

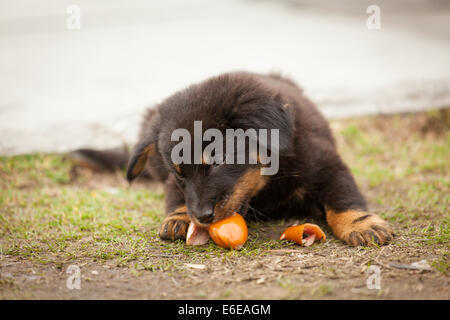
[0,110,449,300]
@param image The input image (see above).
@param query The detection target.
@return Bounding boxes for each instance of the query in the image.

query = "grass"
[0,109,449,277]
[432,251,450,275]
[335,111,449,241]
[0,154,292,265]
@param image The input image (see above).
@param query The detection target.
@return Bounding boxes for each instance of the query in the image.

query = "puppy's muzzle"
[196,206,215,224]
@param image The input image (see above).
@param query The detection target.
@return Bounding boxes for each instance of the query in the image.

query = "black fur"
[74,72,394,246]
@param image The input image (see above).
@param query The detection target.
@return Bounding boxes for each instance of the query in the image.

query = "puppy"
[75,72,394,246]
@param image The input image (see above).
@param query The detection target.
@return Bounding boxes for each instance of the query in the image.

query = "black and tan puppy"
[74,72,393,246]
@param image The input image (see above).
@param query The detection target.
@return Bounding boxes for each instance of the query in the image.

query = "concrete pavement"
[1,0,449,155]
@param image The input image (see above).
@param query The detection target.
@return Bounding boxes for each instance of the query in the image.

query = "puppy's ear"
[231,96,293,153]
[127,111,161,182]
[126,136,156,182]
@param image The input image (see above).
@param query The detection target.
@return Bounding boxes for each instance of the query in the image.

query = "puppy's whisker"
[248,205,270,221]
[270,174,304,181]
[225,198,270,222]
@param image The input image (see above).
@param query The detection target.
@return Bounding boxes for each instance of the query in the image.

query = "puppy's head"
[127,74,293,227]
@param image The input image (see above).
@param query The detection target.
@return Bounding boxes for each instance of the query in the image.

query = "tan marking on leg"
[326,208,394,246]
[214,168,268,221]
[170,205,187,215]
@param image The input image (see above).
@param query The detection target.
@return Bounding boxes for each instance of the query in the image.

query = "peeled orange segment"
[280,223,326,246]
[208,213,248,250]
[186,222,210,246]
[302,233,316,246]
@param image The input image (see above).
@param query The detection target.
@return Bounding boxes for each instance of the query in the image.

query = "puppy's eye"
[174,171,184,179]
[173,164,183,178]
[203,150,226,168]
[210,153,226,168]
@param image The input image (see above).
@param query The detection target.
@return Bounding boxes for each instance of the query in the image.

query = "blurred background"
[1,0,449,155]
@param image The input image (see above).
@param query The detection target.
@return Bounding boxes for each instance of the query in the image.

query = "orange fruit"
[208,213,248,250]
[280,223,326,246]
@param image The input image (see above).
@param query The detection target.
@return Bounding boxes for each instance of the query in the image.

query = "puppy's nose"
[197,208,214,224]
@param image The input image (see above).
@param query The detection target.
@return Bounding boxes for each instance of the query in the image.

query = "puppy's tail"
[68,147,130,172]
[67,146,153,179]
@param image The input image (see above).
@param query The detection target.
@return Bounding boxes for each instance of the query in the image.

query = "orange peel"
[280,223,326,246]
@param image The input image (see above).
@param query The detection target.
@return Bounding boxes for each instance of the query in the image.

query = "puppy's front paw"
[327,210,394,246]
[345,218,393,246]
[159,210,191,241]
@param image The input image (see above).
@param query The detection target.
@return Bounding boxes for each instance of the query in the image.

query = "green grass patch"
[0,110,449,270]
